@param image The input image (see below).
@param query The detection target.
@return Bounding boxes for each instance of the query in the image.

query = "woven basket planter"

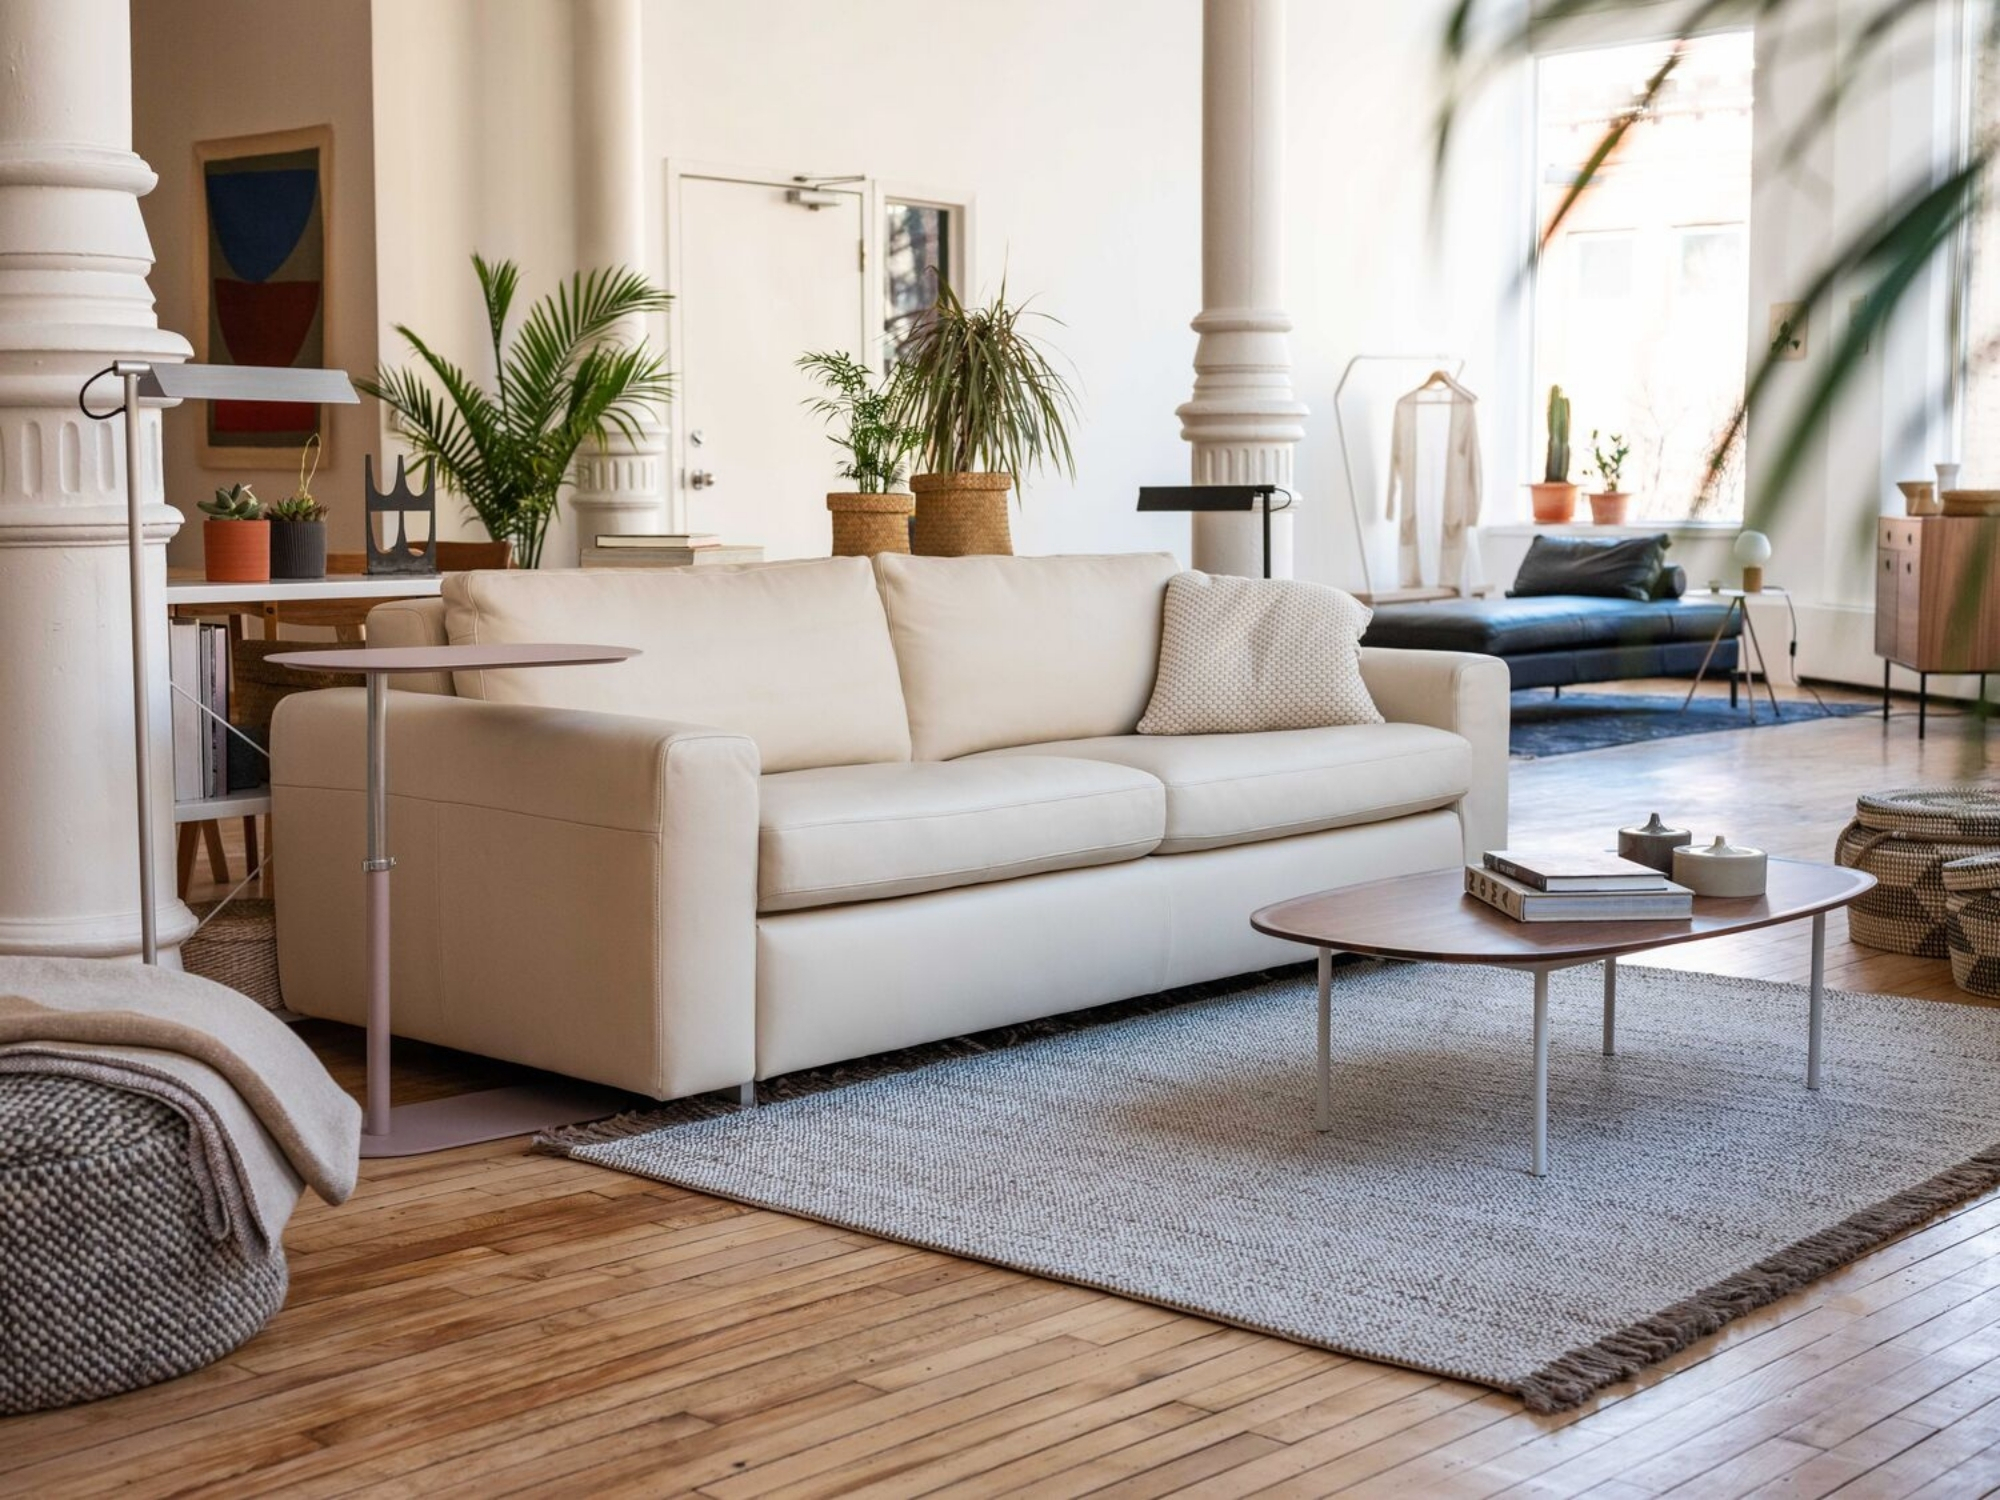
[827,492,914,557]
[181,899,282,1011]
[910,472,1014,556]
[1835,787,2000,956]
[1945,853,2000,997]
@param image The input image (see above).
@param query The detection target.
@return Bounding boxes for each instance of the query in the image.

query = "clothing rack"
[1333,352,1467,603]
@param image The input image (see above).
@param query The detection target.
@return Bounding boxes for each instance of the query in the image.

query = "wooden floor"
[9,682,2000,1498]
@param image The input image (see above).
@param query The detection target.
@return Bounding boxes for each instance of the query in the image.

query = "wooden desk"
[1876,516,2000,736]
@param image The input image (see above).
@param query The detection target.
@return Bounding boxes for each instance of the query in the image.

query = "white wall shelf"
[165,574,443,607]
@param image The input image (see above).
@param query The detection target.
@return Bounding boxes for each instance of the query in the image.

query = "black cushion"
[1653,563,1687,600]
[1508,533,1671,602]
[1361,595,1741,657]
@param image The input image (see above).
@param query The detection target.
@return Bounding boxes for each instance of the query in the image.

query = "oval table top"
[267,643,640,674]
[1250,857,1875,967]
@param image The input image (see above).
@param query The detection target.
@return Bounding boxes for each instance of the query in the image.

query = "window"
[1532,30,1754,520]
[883,199,955,369]
[1961,28,2000,483]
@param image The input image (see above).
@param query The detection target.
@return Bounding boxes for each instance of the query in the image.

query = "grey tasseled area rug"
[542,963,2000,1412]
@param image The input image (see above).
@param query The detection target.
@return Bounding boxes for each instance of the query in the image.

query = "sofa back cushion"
[442,559,911,772]
[873,552,1180,760]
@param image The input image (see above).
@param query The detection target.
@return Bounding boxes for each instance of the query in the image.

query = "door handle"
[689,469,717,490]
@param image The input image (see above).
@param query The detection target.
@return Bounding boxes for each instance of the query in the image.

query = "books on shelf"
[171,622,233,803]
[1465,865,1694,922]
[1481,849,1668,893]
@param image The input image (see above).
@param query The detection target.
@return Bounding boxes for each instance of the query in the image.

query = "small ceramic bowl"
[1619,812,1692,875]
[1672,836,1768,898]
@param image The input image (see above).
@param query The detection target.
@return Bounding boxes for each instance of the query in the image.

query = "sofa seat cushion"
[1360,596,1740,658]
[970,723,1472,855]
[757,758,1165,913]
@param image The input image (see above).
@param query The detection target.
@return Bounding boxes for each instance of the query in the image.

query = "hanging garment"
[1385,372,1482,592]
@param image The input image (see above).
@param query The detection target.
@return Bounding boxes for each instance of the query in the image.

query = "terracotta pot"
[1587,491,1631,525]
[269,518,327,579]
[826,492,915,557]
[910,472,1015,556]
[1528,482,1577,524]
[203,519,270,583]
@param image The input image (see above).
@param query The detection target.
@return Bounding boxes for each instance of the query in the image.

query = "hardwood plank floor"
[7,681,2000,1498]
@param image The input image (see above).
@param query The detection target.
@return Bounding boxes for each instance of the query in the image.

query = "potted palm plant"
[1528,385,1577,524]
[267,433,329,579]
[1586,430,1632,525]
[357,255,672,568]
[798,349,922,557]
[891,280,1079,556]
[198,482,268,583]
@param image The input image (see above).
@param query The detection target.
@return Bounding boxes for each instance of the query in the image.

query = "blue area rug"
[1510,690,1875,758]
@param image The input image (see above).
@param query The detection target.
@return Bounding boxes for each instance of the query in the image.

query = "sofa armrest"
[1359,648,1510,861]
[271,688,761,1100]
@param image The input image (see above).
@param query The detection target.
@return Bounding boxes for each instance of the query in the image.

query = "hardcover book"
[1482,848,1669,892]
[1465,865,1693,922]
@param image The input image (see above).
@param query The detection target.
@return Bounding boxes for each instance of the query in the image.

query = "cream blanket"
[0,956,360,1251]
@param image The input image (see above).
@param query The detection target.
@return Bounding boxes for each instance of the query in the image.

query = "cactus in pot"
[1529,384,1578,523]
[198,482,270,583]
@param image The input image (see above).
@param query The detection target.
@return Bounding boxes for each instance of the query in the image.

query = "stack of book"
[1466,849,1694,922]
[168,620,233,802]
[581,534,765,570]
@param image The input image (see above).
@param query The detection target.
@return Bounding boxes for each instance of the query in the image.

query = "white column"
[0,0,195,958]
[1178,0,1308,578]
[567,0,669,552]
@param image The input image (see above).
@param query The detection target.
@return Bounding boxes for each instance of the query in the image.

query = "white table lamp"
[1734,529,1773,593]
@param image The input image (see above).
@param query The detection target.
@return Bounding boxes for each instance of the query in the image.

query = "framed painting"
[193,126,333,467]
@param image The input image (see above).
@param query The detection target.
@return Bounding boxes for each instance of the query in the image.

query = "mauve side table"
[270,643,640,1157]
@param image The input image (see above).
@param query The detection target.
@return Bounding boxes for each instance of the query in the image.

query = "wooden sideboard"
[1877,515,2000,736]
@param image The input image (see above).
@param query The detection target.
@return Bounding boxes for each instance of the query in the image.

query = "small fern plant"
[797,350,922,494]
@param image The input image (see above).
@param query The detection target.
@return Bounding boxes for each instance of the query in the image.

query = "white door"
[672,170,870,560]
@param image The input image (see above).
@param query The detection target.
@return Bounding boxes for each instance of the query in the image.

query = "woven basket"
[181,899,282,1011]
[1945,853,2000,997]
[910,473,1014,556]
[827,492,914,557]
[1835,787,2000,956]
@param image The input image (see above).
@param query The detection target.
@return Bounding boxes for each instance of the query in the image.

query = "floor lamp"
[1137,485,1293,579]
[79,362,359,965]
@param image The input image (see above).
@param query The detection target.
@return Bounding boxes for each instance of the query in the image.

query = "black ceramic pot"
[269,519,327,580]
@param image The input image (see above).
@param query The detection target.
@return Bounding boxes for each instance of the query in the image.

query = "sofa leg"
[737,1081,757,1108]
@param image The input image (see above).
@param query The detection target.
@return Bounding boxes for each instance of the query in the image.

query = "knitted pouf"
[0,1073,288,1414]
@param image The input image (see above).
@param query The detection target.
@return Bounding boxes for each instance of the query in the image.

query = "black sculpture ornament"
[365,454,439,576]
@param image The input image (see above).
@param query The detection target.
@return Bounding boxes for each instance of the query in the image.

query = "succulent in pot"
[1528,385,1577,524]
[197,482,269,583]
[1586,430,1632,525]
[268,434,330,580]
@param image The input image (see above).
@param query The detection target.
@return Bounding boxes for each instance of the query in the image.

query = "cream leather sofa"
[271,552,1509,1101]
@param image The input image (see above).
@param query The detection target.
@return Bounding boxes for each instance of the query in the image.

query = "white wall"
[132,0,379,560]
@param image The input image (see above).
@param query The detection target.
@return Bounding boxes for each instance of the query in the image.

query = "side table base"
[359,1080,639,1159]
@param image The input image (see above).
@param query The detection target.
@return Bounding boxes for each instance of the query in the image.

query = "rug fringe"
[1515,1145,2000,1413]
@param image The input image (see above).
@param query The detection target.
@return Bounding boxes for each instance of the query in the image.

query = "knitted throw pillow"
[1137,572,1384,735]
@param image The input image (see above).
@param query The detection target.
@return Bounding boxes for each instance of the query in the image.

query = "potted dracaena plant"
[890,278,1079,556]
[1529,385,1577,524]
[267,433,329,580]
[198,482,269,583]
[798,350,923,557]
[357,255,672,568]
[1586,430,1632,526]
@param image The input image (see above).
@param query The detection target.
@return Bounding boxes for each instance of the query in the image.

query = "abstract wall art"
[194,127,332,466]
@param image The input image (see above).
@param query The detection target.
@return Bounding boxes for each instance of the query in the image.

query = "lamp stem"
[122,366,157,965]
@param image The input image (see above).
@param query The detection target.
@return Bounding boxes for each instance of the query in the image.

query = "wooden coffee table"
[1250,858,1875,1177]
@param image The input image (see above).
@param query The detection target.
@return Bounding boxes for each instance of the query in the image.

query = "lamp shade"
[1732,529,1772,567]
[135,363,358,405]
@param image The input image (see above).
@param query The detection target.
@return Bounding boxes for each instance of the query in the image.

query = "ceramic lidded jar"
[1618,812,1692,874]
[1672,836,1769,898]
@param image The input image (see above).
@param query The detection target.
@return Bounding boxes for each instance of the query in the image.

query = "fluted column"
[568,0,669,552]
[1178,0,1307,578]
[0,0,196,957]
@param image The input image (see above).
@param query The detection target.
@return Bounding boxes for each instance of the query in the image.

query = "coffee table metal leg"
[1532,968,1551,1177]
[1808,911,1826,1090]
[1602,958,1617,1056]
[364,673,394,1139]
[1316,947,1333,1132]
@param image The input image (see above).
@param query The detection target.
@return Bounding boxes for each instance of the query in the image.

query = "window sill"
[1480,521,1742,540]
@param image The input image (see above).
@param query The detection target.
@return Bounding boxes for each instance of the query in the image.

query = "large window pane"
[1533,31,1754,520]
[884,201,951,369]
